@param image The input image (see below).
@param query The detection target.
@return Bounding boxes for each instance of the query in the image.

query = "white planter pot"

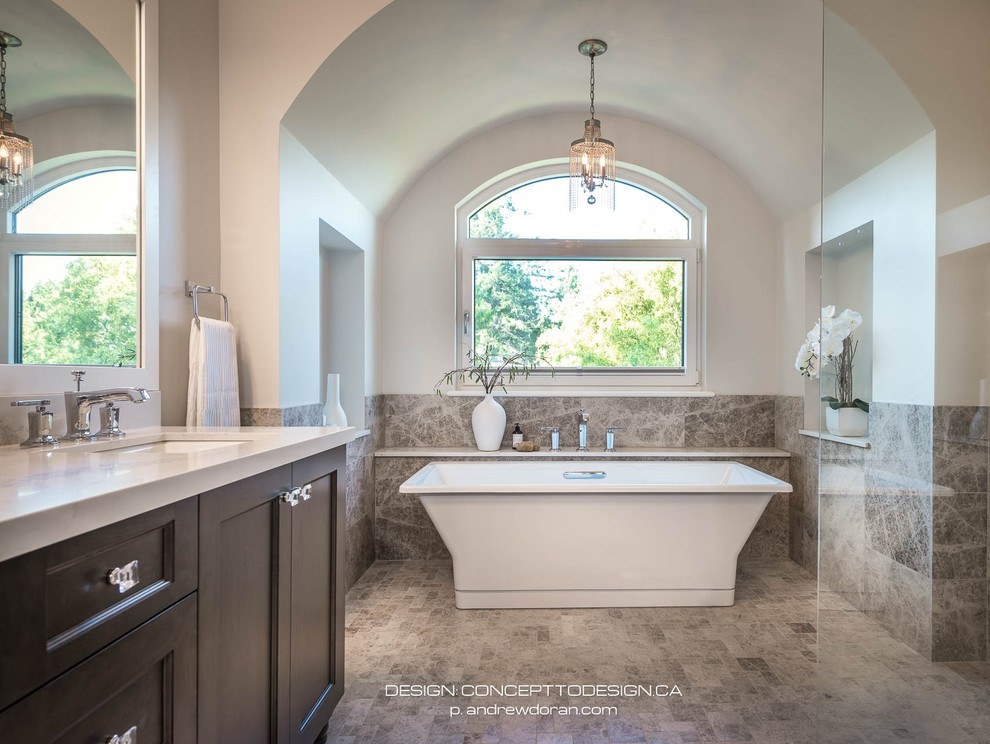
[323,373,348,427]
[825,406,868,437]
[472,394,506,451]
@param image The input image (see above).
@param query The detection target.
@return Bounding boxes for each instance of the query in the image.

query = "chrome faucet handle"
[11,398,51,408]
[540,425,561,452]
[605,426,626,453]
[70,370,86,392]
[96,403,124,438]
[11,399,59,448]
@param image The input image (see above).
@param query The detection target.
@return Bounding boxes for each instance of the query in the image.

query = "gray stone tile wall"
[344,396,381,589]
[775,395,819,574]
[816,401,935,658]
[239,403,324,426]
[932,405,989,661]
[379,393,776,450]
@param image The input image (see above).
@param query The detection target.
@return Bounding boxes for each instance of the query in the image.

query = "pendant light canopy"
[569,39,615,210]
[0,31,33,211]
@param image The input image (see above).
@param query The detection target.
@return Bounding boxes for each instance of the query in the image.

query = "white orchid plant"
[796,306,869,412]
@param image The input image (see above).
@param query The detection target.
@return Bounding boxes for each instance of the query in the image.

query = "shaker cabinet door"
[0,594,197,744]
[288,448,345,744]
[198,465,293,744]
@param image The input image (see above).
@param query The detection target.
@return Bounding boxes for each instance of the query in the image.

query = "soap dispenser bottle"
[511,423,523,449]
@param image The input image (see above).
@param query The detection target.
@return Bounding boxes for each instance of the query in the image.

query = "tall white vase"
[323,373,348,427]
[472,394,506,451]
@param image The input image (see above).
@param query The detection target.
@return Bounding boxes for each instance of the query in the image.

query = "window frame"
[456,164,705,390]
[1,165,138,366]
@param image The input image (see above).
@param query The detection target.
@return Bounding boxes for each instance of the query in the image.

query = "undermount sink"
[105,439,248,456]
[51,433,254,456]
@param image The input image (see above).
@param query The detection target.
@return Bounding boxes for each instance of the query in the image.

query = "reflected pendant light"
[0,31,33,211]
[569,39,615,210]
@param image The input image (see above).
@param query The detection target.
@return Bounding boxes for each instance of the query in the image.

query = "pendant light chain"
[1,43,7,117]
[589,52,595,120]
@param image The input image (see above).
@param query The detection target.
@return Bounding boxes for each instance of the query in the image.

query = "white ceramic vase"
[323,373,348,427]
[825,406,868,437]
[472,394,506,451]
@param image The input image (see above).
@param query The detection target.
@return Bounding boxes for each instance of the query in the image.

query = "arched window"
[457,167,704,387]
[469,176,689,240]
[14,170,138,235]
[4,169,138,365]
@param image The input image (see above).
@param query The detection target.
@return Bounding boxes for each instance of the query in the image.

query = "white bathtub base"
[455,587,736,609]
[400,461,792,610]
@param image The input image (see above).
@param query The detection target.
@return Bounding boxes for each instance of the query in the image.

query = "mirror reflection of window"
[14,170,137,235]
[0,0,139,367]
[9,169,137,366]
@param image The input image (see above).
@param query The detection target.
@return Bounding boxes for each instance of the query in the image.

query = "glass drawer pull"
[107,725,137,744]
[563,470,606,479]
[107,560,140,594]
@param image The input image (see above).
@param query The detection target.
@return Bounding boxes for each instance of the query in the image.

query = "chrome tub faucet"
[577,408,590,452]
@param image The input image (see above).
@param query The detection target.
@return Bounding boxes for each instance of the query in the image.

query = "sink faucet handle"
[96,403,124,439]
[605,426,626,453]
[11,398,52,409]
[70,370,86,391]
[578,408,590,422]
[12,399,59,448]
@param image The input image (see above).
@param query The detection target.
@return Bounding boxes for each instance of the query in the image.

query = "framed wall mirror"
[0,0,157,394]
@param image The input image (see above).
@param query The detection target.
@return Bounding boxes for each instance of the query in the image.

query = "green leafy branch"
[435,344,553,395]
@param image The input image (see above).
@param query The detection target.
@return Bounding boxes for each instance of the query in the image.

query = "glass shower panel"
[818,2,990,742]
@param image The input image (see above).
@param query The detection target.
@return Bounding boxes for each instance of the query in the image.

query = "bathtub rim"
[399,459,793,495]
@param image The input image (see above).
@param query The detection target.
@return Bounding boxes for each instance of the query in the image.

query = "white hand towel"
[186,317,241,427]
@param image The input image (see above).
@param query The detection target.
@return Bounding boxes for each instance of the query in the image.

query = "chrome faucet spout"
[79,388,150,405]
[64,387,149,440]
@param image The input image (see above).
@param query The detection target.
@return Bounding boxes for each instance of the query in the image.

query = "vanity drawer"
[0,594,197,744]
[0,497,197,710]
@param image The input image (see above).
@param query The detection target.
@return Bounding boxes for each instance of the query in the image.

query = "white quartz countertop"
[0,425,356,562]
[375,446,790,458]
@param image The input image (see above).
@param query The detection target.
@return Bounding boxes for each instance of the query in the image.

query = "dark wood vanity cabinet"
[0,498,198,742]
[0,594,198,743]
[0,443,346,744]
[198,447,346,744]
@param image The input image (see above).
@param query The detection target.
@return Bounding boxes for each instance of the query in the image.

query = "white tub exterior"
[400,460,792,609]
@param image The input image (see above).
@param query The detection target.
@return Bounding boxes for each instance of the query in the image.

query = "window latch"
[463,310,470,335]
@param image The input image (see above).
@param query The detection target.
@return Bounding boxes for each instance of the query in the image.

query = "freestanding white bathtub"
[400,460,792,609]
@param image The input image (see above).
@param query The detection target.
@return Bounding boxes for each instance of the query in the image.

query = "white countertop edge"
[799,429,872,448]
[0,426,356,563]
[375,446,791,458]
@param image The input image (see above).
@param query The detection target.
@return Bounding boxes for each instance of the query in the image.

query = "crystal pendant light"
[569,39,615,210]
[0,31,33,211]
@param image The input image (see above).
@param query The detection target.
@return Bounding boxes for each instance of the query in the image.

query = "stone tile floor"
[327,560,990,743]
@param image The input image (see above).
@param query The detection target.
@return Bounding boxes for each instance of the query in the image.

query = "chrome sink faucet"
[63,371,150,440]
[577,408,590,452]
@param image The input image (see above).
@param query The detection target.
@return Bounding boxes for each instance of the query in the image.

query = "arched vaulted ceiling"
[282,0,932,222]
[1,0,134,120]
